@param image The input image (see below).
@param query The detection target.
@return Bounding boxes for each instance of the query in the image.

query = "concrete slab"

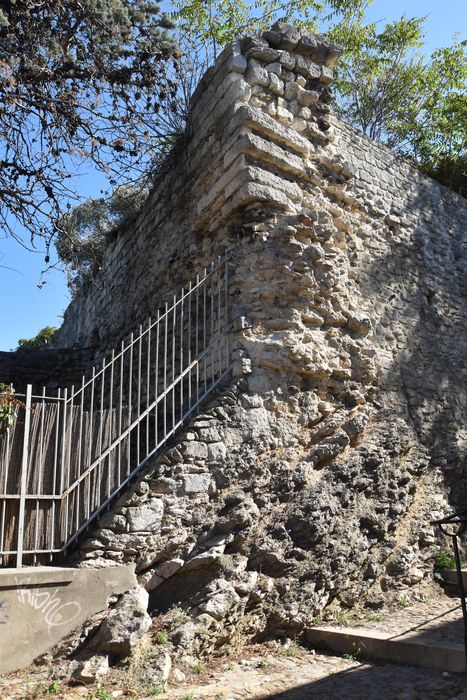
[306,625,467,673]
[0,565,136,674]
[442,568,467,588]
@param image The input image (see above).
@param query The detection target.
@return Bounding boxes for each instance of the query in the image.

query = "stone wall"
[0,347,94,392]
[22,22,467,667]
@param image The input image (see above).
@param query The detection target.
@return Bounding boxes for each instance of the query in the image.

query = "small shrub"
[257,659,268,669]
[44,682,61,695]
[366,613,386,622]
[343,644,362,662]
[399,596,412,608]
[154,629,169,644]
[435,552,456,570]
[191,661,204,674]
[281,640,299,658]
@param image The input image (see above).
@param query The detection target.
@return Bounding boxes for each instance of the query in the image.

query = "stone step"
[441,568,467,588]
[306,625,467,673]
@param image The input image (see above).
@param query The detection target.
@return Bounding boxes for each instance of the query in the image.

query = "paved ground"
[1,589,466,700]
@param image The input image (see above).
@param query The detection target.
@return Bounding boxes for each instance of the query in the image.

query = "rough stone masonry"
[29,22,467,669]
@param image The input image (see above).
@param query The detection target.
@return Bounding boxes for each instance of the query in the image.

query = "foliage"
[330,15,466,194]
[171,0,367,63]
[0,384,24,437]
[17,326,58,351]
[0,0,178,252]
[435,552,456,570]
[56,184,148,294]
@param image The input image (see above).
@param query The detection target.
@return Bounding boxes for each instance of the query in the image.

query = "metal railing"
[0,257,231,567]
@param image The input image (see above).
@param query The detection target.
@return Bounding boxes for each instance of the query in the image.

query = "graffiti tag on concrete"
[0,599,7,624]
[14,577,81,635]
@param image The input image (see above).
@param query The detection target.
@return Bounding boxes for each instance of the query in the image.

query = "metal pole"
[452,533,467,663]
[16,384,32,568]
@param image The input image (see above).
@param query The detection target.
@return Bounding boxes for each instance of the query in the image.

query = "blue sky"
[0,0,465,351]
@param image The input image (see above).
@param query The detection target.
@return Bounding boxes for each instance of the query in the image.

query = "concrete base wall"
[0,565,136,674]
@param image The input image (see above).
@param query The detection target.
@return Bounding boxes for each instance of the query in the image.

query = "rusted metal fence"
[0,257,231,567]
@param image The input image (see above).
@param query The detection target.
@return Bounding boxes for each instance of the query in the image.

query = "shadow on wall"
[363,184,466,495]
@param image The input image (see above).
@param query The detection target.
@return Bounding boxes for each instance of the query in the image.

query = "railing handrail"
[64,255,229,405]
[0,255,232,566]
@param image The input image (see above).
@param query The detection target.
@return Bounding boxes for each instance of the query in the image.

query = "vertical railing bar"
[188,281,192,412]
[16,384,32,568]
[108,349,115,499]
[146,317,152,457]
[137,325,142,467]
[203,268,207,394]
[118,342,124,490]
[225,257,229,372]
[163,303,168,438]
[154,310,160,448]
[211,261,215,388]
[218,262,222,378]
[172,295,177,430]
[51,387,61,552]
[64,384,74,546]
[86,368,95,519]
[76,375,85,531]
[127,333,134,477]
[180,289,184,424]
[38,386,46,495]
[196,273,200,404]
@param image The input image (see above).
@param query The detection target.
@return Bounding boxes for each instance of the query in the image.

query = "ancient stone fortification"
[16,23,467,664]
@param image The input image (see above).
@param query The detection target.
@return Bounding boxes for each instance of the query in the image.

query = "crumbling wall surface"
[53,23,467,663]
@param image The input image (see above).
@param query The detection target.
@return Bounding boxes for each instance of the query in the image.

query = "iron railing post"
[432,510,467,666]
[16,384,32,568]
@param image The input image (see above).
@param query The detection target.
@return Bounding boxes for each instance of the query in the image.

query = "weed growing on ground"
[154,629,169,644]
[399,596,412,608]
[366,613,386,622]
[191,661,204,674]
[168,605,190,629]
[336,609,354,627]
[310,615,322,626]
[257,659,269,668]
[343,644,362,662]
[281,640,299,658]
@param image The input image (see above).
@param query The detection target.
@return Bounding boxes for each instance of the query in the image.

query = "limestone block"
[284,81,299,101]
[320,65,334,84]
[181,473,212,494]
[297,87,319,107]
[276,106,294,124]
[295,55,321,80]
[268,73,284,95]
[265,61,282,76]
[229,54,248,73]
[246,63,269,87]
[71,652,109,683]
[126,500,164,533]
[297,33,318,56]
[207,442,227,461]
[231,104,311,156]
[154,558,184,579]
[182,440,209,461]
[277,50,296,70]
[90,587,151,656]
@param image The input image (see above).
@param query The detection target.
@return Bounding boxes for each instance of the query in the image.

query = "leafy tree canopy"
[0,0,178,253]
[17,326,58,350]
